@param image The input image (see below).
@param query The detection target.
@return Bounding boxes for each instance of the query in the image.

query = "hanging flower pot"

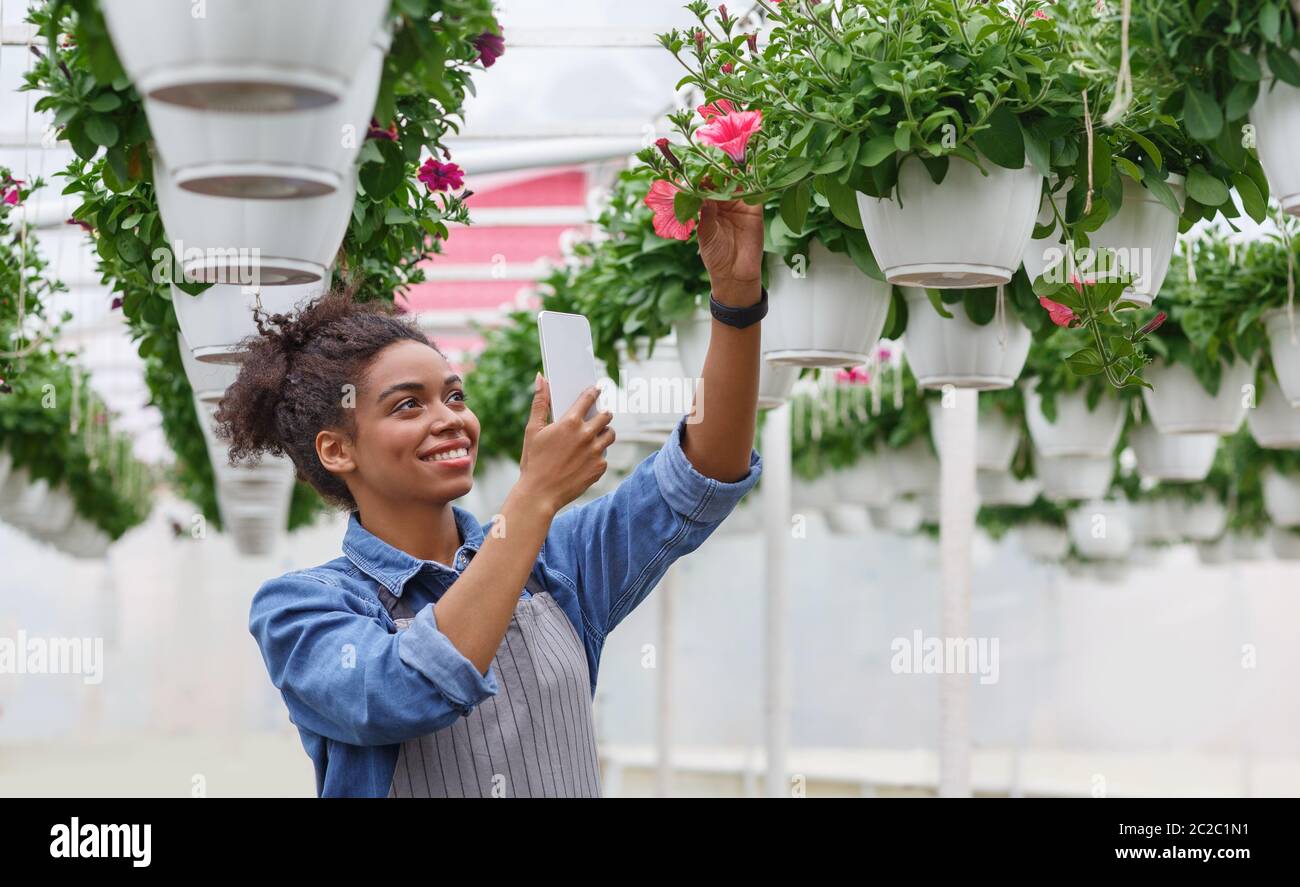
[824,504,871,535]
[1231,532,1269,561]
[1196,536,1233,566]
[154,159,356,286]
[1022,175,1185,306]
[675,304,797,409]
[830,453,893,508]
[614,335,690,434]
[1036,452,1115,502]
[1015,522,1070,562]
[868,497,924,535]
[1264,309,1300,405]
[1164,498,1228,542]
[7,477,75,537]
[1130,501,1177,546]
[1129,421,1218,482]
[1250,59,1300,216]
[855,157,1041,288]
[101,0,390,112]
[1067,500,1133,560]
[144,38,387,199]
[976,469,1041,506]
[1248,372,1300,448]
[880,437,939,496]
[925,400,1020,470]
[763,243,891,367]
[1263,468,1300,526]
[1140,358,1255,435]
[59,517,112,560]
[1023,383,1126,458]
[173,281,326,365]
[179,332,239,404]
[902,288,1031,390]
[1270,526,1300,560]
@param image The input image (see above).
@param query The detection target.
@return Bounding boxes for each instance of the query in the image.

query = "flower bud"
[655,138,683,172]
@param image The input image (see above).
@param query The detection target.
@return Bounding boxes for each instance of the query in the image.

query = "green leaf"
[925,288,954,319]
[1021,121,1050,176]
[84,115,119,148]
[1232,172,1267,222]
[971,104,1025,170]
[813,174,862,229]
[673,190,702,225]
[358,139,406,201]
[1128,130,1162,170]
[1229,50,1262,82]
[779,180,811,235]
[1185,165,1231,207]
[1260,2,1281,43]
[1183,87,1224,141]
[88,92,123,112]
[1066,348,1104,376]
[1267,45,1300,87]
[858,133,897,168]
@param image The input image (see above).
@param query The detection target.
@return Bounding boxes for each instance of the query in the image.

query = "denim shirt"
[249,415,762,797]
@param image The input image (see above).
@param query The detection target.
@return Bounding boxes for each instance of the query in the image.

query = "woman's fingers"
[560,385,602,424]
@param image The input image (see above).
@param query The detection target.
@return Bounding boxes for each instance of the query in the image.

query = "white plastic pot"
[101,0,389,112]
[614,336,689,434]
[1036,452,1115,502]
[1129,501,1177,546]
[792,473,840,512]
[976,469,1041,506]
[1231,532,1269,561]
[179,333,239,404]
[1165,497,1228,542]
[855,156,1041,288]
[1141,358,1255,435]
[1263,468,1300,527]
[925,400,1020,470]
[1270,526,1300,560]
[824,503,872,535]
[1128,545,1165,569]
[174,281,326,364]
[1023,383,1126,458]
[1068,500,1133,560]
[1264,309,1300,405]
[147,39,385,199]
[155,159,356,286]
[1022,175,1184,306]
[675,305,798,409]
[7,477,76,536]
[901,288,1032,390]
[57,517,113,559]
[1251,58,1300,216]
[868,498,924,535]
[764,243,891,367]
[881,437,939,496]
[1129,421,1218,482]
[1015,522,1070,562]
[833,454,893,508]
[1248,372,1300,448]
[1196,536,1233,566]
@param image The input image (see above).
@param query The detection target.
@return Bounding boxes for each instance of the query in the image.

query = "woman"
[218,198,766,797]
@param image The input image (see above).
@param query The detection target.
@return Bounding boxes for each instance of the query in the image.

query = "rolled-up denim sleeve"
[249,573,498,747]
[542,415,762,641]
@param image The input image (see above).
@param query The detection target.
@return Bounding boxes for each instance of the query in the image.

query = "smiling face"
[316,339,479,509]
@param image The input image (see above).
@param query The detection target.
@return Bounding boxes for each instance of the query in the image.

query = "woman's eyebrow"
[444,374,463,388]
[375,381,425,403]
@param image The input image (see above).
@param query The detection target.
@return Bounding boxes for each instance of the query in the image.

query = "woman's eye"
[395,397,421,411]
[449,390,468,404]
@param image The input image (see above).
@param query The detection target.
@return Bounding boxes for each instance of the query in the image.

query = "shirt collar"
[342,505,486,597]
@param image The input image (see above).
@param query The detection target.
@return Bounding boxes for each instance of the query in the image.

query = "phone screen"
[537,310,600,423]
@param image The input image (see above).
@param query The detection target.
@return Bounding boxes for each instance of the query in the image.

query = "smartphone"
[537,310,600,423]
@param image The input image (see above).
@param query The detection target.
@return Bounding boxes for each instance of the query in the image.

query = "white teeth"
[426,447,468,462]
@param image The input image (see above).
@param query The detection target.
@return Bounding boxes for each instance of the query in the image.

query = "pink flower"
[721,62,734,74]
[644,179,696,241]
[1137,311,1167,338]
[697,98,737,120]
[2,187,18,206]
[654,137,683,171]
[66,217,94,233]
[1038,295,1076,328]
[1032,9,1049,18]
[110,296,123,310]
[835,366,870,385]
[418,158,465,192]
[695,108,762,162]
[876,345,892,362]
[366,117,398,141]
[474,31,505,68]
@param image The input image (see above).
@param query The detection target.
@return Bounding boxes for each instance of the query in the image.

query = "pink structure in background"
[400,167,591,373]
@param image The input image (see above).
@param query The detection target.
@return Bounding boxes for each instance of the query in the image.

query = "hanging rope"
[995,284,1008,348]
[1082,89,1095,217]
[1101,0,1134,126]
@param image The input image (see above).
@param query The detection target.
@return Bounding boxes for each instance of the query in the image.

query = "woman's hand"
[696,198,765,306]
[513,375,615,515]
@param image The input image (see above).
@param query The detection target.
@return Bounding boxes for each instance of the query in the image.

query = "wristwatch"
[709,286,768,329]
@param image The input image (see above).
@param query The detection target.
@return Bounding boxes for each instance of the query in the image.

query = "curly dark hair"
[213,289,444,510]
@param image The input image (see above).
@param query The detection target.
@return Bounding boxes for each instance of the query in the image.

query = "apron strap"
[377,569,547,621]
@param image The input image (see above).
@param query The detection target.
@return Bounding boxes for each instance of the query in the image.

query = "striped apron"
[378,575,602,797]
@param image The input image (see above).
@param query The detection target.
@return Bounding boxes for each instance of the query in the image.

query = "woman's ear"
[316,428,356,479]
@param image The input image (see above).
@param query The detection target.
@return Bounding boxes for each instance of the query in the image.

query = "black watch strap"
[709,286,768,329]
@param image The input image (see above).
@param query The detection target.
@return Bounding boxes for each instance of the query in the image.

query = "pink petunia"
[835,366,871,385]
[697,98,737,120]
[644,179,696,241]
[1038,295,1076,328]
[2,188,18,206]
[695,108,763,162]
[474,31,505,68]
[418,158,465,192]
